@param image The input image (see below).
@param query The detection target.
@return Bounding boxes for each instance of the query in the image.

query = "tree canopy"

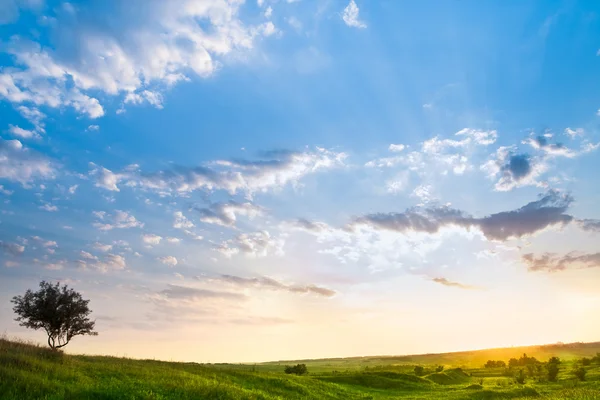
[11,281,98,350]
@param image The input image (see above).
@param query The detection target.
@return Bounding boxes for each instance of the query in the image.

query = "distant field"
[2,337,600,399]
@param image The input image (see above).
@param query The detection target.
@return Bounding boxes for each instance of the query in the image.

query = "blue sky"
[1,0,600,362]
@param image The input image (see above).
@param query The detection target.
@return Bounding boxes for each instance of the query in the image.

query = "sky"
[0,0,600,363]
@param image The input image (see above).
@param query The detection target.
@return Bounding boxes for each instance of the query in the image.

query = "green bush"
[514,369,526,384]
[546,362,559,382]
[573,366,586,381]
[284,364,308,375]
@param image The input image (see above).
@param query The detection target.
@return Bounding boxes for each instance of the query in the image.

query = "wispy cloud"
[342,0,367,28]
[430,277,479,290]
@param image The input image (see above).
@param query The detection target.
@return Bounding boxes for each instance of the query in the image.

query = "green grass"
[1,337,600,399]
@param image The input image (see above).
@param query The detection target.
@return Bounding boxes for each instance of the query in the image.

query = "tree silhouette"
[11,281,98,350]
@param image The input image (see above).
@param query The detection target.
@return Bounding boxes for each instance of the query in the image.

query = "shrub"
[414,366,425,376]
[548,356,561,365]
[435,365,444,372]
[284,364,307,375]
[547,362,559,382]
[514,369,526,384]
[573,367,586,381]
[581,358,591,366]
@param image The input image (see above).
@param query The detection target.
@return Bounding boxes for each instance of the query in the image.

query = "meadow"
[1,337,600,399]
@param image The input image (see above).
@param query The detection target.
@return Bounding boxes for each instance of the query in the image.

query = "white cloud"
[0,185,14,195]
[166,237,181,244]
[124,90,164,109]
[411,184,435,204]
[8,124,41,139]
[17,105,45,132]
[80,251,98,260]
[89,164,129,192]
[0,1,278,117]
[39,202,58,212]
[565,127,584,138]
[366,129,496,175]
[173,211,195,229]
[196,201,263,227]
[158,256,178,267]
[92,210,143,231]
[388,144,405,152]
[0,138,55,184]
[87,125,100,132]
[142,234,162,245]
[91,147,346,196]
[78,253,127,272]
[217,231,284,258]
[385,171,409,193]
[92,242,113,252]
[342,0,366,28]
[68,185,78,194]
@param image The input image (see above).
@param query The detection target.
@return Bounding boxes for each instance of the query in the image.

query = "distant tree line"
[483,353,597,384]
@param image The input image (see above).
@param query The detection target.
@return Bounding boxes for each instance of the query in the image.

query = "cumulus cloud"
[93,210,143,231]
[207,274,336,297]
[0,240,25,256]
[388,144,405,152]
[342,0,366,28]
[350,190,574,242]
[195,201,263,227]
[0,138,55,184]
[523,252,600,272]
[89,164,130,192]
[92,242,113,252]
[430,277,478,290]
[216,231,284,258]
[8,124,41,139]
[78,253,126,272]
[173,211,194,229]
[91,147,346,196]
[0,1,277,117]
[158,256,178,267]
[142,234,162,245]
[481,147,547,191]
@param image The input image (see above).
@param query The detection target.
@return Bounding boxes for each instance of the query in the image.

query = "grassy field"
[1,337,600,399]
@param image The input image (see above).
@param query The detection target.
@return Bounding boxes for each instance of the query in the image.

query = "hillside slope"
[2,338,600,400]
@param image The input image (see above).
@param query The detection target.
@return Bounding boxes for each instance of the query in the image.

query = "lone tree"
[11,281,98,350]
[284,364,308,375]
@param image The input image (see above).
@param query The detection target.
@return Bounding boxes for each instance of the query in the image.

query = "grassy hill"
[2,337,600,399]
